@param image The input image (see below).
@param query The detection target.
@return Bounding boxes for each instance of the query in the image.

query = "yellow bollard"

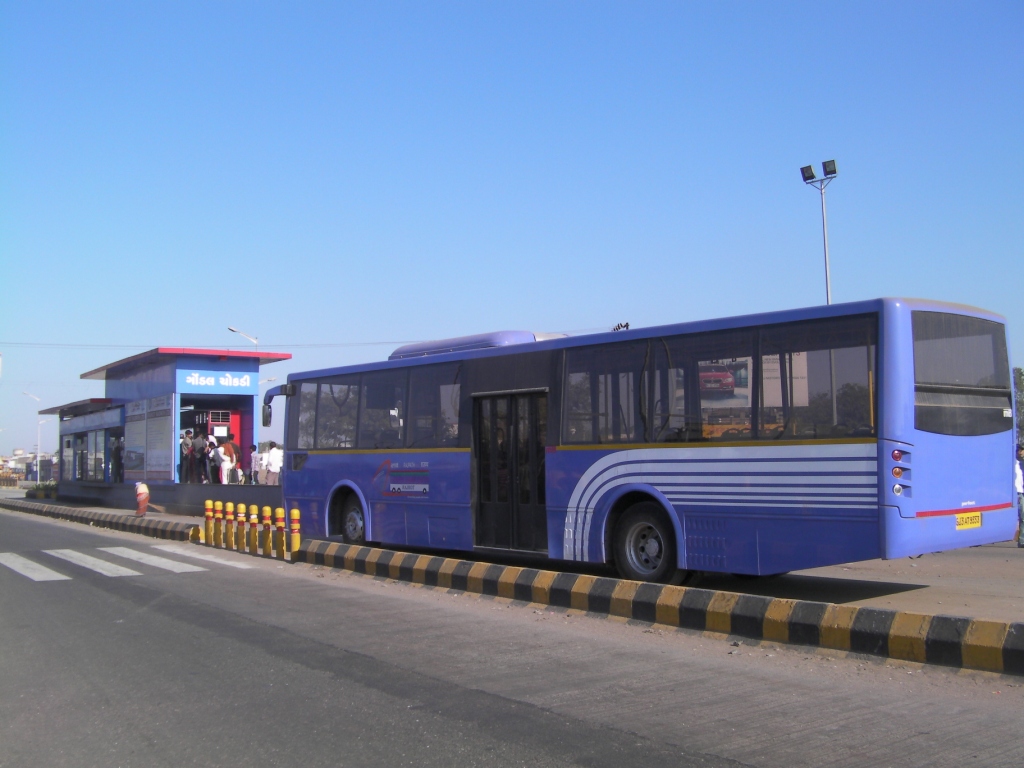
[204,500,214,547]
[274,508,286,560]
[214,501,224,548]
[261,506,273,558]
[225,502,235,551]
[236,504,247,552]
[289,508,301,555]
[249,507,259,555]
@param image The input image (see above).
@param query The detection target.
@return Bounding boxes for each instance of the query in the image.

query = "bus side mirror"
[280,384,296,397]
[262,404,272,427]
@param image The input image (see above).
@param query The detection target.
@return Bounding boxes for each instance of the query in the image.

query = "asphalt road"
[2,508,1023,768]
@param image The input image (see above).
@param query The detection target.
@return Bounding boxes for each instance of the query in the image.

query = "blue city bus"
[264,298,1017,583]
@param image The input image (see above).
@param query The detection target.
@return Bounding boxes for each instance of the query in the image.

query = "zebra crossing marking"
[2,544,256,582]
[99,547,207,573]
[43,549,142,577]
[151,543,255,569]
[0,552,71,582]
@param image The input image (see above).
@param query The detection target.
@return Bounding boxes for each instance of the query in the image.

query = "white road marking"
[151,544,254,569]
[43,549,142,577]
[99,547,207,573]
[0,553,71,582]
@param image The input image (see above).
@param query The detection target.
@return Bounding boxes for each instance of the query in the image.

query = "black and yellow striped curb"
[296,539,1024,676]
[0,498,199,541]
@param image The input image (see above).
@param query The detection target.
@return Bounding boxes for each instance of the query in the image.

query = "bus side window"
[563,343,647,444]
[651,337,695,442]
[358,370,408,449]
[407,364,461,448]
[297,383,318,449]
[649,332,754,443]
[758,316,877,440]
[316,377,359,449]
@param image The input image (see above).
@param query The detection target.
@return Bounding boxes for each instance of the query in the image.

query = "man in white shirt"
[249,444,261,485]
[266,441,284,486]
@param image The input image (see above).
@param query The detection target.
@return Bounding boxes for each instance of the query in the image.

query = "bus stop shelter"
[41,347,290,494]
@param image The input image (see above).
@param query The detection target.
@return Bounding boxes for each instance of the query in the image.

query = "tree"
[1015,367,1023,445]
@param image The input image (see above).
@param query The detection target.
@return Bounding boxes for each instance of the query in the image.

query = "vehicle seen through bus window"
[263,298,1016,583]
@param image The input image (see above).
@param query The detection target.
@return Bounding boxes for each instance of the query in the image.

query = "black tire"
[341,495,366,544]
[613,502,677,583]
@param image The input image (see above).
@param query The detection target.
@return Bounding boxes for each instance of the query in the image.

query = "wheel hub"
[345,510,364,540]
[626,523,663,575]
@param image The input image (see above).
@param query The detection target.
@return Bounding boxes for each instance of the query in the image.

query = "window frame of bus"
[911,311,1012,437]
[290,363,466,451]
[560,315,878,446]
[406,363,462,449]
[561,341,649,445]
[756,314,878,441]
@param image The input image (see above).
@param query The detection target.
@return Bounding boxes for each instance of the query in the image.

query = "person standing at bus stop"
[217,439,236,485]
[249,444,261,484]
[266,441,283,485]
[192,432,208,483]
[1015,444,1023,548]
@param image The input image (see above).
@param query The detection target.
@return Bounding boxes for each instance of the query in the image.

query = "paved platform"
[295,539,1024,677]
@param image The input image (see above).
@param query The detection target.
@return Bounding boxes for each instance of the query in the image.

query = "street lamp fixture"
[800,159,838,304]
[228,327,258,351]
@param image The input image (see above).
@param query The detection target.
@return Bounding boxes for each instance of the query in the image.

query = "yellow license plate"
[956,511,982,530]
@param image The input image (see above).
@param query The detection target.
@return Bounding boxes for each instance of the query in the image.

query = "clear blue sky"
[1,1,1022,455]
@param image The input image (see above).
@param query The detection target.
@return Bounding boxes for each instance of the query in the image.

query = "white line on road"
[43,549,142,577]
[151,544,255,569]
[99,547,207,573]
[0,553,72,582]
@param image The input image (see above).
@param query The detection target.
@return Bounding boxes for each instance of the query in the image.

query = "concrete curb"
[296,539,1024,676]
[0,498,198,541]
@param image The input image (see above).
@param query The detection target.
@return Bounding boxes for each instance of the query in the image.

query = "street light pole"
[23,392,42,481]
[819,182,832,306]
[228,327,259,352]
[800,160,838,305]
[799,161,840,425]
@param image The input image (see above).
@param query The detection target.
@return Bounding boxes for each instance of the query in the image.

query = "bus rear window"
[912,311,1012,436]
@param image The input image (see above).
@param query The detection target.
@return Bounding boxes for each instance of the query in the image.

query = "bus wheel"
[613,503,676,583]
[342,496,366,544]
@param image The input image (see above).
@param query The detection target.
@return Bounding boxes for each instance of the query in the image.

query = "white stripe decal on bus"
[564,443,878,561]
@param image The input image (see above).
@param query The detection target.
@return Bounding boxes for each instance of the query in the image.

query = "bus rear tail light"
[892,449,903,462]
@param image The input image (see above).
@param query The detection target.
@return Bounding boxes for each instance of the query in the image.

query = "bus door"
[474,392,548,552]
